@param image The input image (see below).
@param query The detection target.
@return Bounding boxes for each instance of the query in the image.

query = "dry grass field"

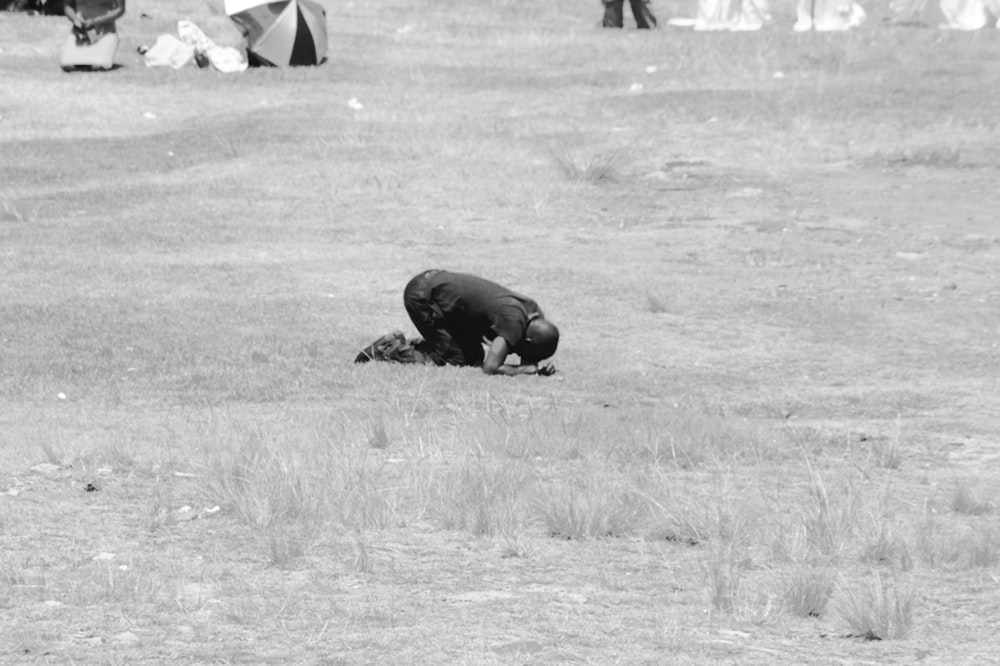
[2,0,1000,663]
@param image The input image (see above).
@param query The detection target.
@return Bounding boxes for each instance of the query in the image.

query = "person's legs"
[403,271,470,366]
[602,0,625,27]
[629,0,657,27]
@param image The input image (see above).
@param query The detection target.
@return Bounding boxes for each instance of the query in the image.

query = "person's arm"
[65,3,84,29]
[481,337,555,376]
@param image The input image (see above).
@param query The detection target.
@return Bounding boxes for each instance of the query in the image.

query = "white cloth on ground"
[143,34,196,69]
[177,20,248,73]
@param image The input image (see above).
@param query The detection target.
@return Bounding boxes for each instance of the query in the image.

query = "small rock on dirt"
[112,631,140,645]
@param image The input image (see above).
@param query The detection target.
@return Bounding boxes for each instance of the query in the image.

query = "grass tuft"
[801,463,861,560]
[836,572,915,641]
[950,482,993,516]
[200,434,331,565]
[368,418,391,450]
[913,513,1000,569]
[646,292,669,314]
[427,457,533,538]
[861,523,913,571]
[551,148,623,184]
[784,568,835,619]
[534,478,648,540]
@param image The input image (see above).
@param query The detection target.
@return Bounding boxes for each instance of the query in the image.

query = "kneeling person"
[357,270,559,376]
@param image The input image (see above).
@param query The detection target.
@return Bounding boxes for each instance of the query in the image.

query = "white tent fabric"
[939,0,1000,28]
[694,0,772,30]
[793,0,866,30]
[889,0,1000,28]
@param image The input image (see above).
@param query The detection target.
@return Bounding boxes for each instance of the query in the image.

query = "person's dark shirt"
[428,271,541,350]
[66,0,121,20]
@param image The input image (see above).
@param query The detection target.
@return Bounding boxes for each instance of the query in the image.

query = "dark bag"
[354,331,433,364]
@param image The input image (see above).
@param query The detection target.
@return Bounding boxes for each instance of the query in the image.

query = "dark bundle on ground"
[354,331,435,365]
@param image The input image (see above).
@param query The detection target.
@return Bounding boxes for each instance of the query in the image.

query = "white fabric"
[694,0,771,30]
[143,21,247,72]
[889,0,1000,28]
[203,46,248,73]
[794,0,866,30]
[223,0,272,16]
[177,20,248,72]
[142,34,195,69]
[177,20,216,52]
[939,0,988,28]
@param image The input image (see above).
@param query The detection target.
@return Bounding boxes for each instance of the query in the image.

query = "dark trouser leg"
[629,0,657,28]
[403,272,473,366]
[602,0,624,27]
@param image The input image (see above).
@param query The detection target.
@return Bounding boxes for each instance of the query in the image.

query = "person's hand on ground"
[537,363,557,377]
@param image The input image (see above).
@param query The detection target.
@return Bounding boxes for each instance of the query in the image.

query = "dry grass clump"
[654,486,775,617]
[63,557,165,607]
[912,513,1000,569]
[425,457,534,537]
[866,434,904,471]
[800,466,862,561]
[950,482,994,516]
[861,523,914,571]
[871,146,963,169]
[456,405,785,471]
[646,292,669,314]
[836,572,915,641]
[783,568,835,619]
[534,476,649,540]
[609,409,787,470]
[200,434,334,565]
[0,554,27,594]
[551,148,624,184]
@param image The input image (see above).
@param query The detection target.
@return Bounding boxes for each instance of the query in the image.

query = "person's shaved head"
[520,318,559,364]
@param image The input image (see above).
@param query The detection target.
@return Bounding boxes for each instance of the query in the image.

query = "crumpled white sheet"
[143,20,247,73]
[143,34,196,69]
[178,20,248,73]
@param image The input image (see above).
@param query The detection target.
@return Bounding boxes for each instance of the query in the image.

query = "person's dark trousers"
[602,0,657,28]
[602,0,624,26]
[403,270,484,367]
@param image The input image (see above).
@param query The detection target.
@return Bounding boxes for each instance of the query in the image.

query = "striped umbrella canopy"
[224,0,328,67]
